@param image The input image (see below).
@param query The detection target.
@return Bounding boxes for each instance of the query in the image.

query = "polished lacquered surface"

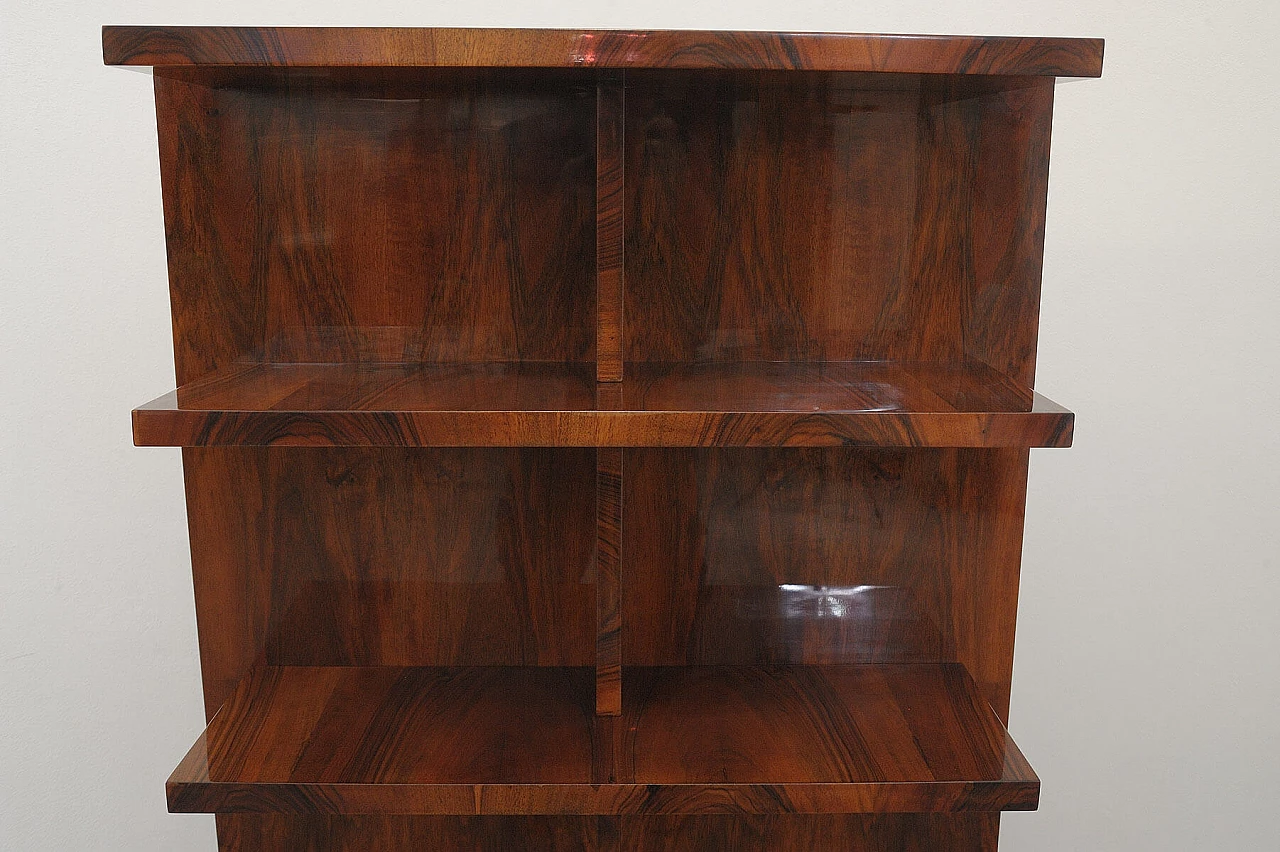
[217,814,1000,851]
[623,447,1032,717]
[596,73,626,381]
[107,23,1100,850]
[104,27,1103,76]
[151,69,596,385]
[180,447,597,716]
[625,72,1054,387]
[168,663,1037,814]
[595,448,623,715]
[133,361,1072,448]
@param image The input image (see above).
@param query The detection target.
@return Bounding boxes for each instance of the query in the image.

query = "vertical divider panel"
[595,440,624,716]
[596,71,625,382]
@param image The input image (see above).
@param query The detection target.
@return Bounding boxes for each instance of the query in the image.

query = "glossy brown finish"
[133,361,1072,448]
[182,448,595,717]
[105,27,1103,77]
[153,68,595,383]
[625,72,1053,387]
[595,449,623,715]
[618,815,999,851]
[596,75,626,381]
[168,664,1036,815]
[215,815,606,851]
[623,448,1031,718]
[216,814,996,851]
[109,25,1098,850]
[181,448,271,718]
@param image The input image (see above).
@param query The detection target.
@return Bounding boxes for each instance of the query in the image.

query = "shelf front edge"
[103,27,1103,77]
[132,397,1074,448]
[169,777,1039,816]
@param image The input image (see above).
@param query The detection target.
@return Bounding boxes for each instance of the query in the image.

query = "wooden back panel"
[155,68,596,382]
[622,447,1028,718]
[185,447,596,716]
[624,72,1052,384]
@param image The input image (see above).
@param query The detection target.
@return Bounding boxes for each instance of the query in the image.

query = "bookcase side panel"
[182,447,272,718]
[963,78,1055,387]
[155,74,268,384]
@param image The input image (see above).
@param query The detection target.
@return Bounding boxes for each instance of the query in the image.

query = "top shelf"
[102,27,1103,77]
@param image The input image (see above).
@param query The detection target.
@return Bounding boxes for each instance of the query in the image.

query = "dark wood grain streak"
[168,664,1036,815]
[105,27,1103,77]
[132,362,1072,448]
[596,74,626,381]
[596,449,623,715]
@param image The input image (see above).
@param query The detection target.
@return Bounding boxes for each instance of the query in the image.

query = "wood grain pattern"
[216,814,996,851]
[182,447,595,714]
[596,449,623,715]
[153,76,265,385]
[154,68,595,380]
[115,26,1096,850]
[596,74,626,381]
[624,72,1053,380]
[182,448,271,718]
[168,664,1036,815]
[618,814,999,851]
[215,815,609,851]
[964,79,1055,386]
[623,448,1031,719]
[133,361,1072,448]
[105,27,1103,77]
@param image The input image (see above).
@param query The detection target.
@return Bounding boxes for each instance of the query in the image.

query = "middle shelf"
[133,360,1073,447]
[167,663,1038,816]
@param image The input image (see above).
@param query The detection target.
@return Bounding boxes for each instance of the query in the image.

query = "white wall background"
[2,2,1277,850]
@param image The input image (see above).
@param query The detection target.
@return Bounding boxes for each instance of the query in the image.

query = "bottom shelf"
[169,664,1038,815]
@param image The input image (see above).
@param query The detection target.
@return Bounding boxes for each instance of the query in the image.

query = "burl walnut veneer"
[105,25,1101,851]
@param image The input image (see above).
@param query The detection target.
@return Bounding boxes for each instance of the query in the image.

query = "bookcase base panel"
[218,814,998,851]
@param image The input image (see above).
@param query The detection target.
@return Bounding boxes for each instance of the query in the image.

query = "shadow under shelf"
[133,361,1072,448]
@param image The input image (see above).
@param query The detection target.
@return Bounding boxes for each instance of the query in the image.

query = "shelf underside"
[168,663,1038,815]
[134,361,1072,448]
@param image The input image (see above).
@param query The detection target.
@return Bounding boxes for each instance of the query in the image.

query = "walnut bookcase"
[105,26,1102,851]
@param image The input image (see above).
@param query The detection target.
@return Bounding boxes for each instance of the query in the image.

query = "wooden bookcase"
[104,26,1103,851]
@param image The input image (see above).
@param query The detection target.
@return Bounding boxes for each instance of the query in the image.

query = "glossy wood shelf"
[102,27,1103,77]
[132,360,1072,448]
[106,21,1101,848]
[167,663,1038,815]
